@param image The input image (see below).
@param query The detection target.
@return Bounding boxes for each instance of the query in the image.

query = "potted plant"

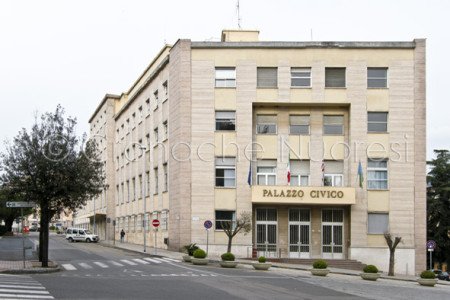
[360,265,380,281]
[310,259,329,276]
[417,270,438,287]
[182,243,199,262]
[220,252,238,268]
[252,256,272,270]
[191,249,209,265]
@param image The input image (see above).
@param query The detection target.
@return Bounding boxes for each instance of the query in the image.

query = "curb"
[0,264,61,275]
[98,242,166,258]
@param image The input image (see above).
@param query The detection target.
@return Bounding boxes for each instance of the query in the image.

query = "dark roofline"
[191,41,417,49]
[89,94,121,123]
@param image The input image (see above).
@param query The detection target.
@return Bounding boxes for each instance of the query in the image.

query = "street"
[1,234,449,299]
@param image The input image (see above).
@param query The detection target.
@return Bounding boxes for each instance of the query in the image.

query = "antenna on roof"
[236,0,242,29]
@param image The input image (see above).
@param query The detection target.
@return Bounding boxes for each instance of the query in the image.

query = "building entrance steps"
[253,258,366,271]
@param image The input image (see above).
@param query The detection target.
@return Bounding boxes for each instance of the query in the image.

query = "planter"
[252,262,272,271]
[310,268,330,276]
[220,261,238,268]
[417,278,438,287]
[182,255,192,263]
[191,258,209,265]
[360,273,380,281]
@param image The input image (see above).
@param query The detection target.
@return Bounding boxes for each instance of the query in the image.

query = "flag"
[321,161,325,186]
[287,162,291,185]
[357,161,364,188]
[247,162,252,186]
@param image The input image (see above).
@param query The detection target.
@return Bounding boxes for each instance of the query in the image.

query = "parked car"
[432,269,442,278]
[65,228,99,243]
[437,271,449,281]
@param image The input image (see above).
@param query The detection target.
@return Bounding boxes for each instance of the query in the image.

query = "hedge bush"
[183,243,199,256]
[363,265,378,273]
[193,249,207,259]
[221,252,235,261]
[312,259,328,269]
[258,256,266,263]
[420,270,436,279]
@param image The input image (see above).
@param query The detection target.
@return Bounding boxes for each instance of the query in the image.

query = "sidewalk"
[99,240,450,286]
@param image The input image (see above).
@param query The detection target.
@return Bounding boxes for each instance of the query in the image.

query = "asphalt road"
[2,234,449,300]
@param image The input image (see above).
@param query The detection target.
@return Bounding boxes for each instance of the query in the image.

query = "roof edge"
[89,94,121,123]
[191,41,417,49]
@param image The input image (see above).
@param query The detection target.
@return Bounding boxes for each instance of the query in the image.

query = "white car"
[65,228,99,243]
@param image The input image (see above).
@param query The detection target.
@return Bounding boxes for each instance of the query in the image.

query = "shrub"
[0,226,8,236]
[312,259,328,269]
[221,252,235,261]
[183,243,199,256]
[49,225,56,231]
[363,265,378,273]
[258,256,266,263]
[420,270,436,279]
[193,249,207,259]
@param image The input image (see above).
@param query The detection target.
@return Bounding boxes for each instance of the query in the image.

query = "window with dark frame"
[367,68,388,88]
[368,112,388,132]
[323,115,344,135]
[257,67,278,88]
[289,115,310,135]
[215,111,236,131]
[215,210,236,230]
[325,68,346,88]
[291,68,311,87]
[215,157,236,187]
[256,115,277,134]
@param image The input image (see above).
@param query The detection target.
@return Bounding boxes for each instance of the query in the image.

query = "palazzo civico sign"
[252,186,356,205]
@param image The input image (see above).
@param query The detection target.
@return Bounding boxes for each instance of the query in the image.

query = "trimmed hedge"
[312,259,328,269]
[258,256,266,263]
[363,265,378,273]
[193,249,207,259]
[420,270,435,279]
[221,252,235,261]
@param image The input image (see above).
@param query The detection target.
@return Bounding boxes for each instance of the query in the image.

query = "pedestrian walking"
[120,229,125,243]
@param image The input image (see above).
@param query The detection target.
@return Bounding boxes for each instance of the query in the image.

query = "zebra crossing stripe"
[0,285,45,289]
[143,258,161,264]
[0,295,54,299]
[132,259,149,265]
[120,259,138,266]
[0,289,50,295]
[152,258,168,263]
[93,262,109,268]
[62,264,76,271]
[109,260,124,267]
[78,263,92,269]
[161,257,180,262]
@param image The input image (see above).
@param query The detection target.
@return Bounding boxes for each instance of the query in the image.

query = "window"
[163,163,168,192]
[138,106,143,120]
[132,178,136,201]
[146,98,151,113]
[368,112,388,132]
[126,180,130,202]
[325,68,346,88]
[132,113,136,128]
[291,68,311,87]
[146,171,150,196]
[215,111,235,131]
[215,210,236,230]
[368,213,389,234]
[126,119,130,133]
[121,183,124,204]
[116,185,119,205]
[367,159,388,190]
[163,81,168,100]
[146,133,151,149]
[154,168,158,194]
[290,160,310,186]
[138,175,143,199]
[161,210,168,230]
[290,115,310,135]
[215,157,236,187]
[138,139,143,155]
[257,160,277,185]
[154,127,159,143]
[257,67,277,88]
[256,115,277,134]
[137,214,142,232]
[163,121,168,140]
[215,67,236,87]
[323,160,344,187]
[323,115,344,135]
[368,68,388,88]
[153,90,159,109]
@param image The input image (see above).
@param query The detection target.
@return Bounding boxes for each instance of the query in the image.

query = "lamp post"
[139,145,147,253]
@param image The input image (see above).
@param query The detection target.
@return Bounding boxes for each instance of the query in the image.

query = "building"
[74,29,426,275]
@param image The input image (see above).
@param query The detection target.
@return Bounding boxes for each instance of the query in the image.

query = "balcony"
[251,186,355,205]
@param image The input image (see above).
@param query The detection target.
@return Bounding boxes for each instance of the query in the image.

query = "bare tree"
[384,232,402,276]
[219,211,252,253]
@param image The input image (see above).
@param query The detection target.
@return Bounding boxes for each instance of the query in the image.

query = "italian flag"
[287,162,291,185]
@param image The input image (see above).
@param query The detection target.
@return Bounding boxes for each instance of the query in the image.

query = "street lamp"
[138,144,147,253]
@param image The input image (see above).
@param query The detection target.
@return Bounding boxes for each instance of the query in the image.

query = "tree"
[0,105,104,267]
[219,211,252,253]
[384,232,402,276]
[427,149,450,266]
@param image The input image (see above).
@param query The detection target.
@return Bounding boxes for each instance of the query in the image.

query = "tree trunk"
[5,215,15,232]
[40,202,49,267]
[227,235,233,253]
[39,229,43,262]
[388,249,395,276]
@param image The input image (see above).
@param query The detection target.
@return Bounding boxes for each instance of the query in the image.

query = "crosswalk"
[61,257,180,271]
[0,274,54,299]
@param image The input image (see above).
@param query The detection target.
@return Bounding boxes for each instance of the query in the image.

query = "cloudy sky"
[0,0,448,159]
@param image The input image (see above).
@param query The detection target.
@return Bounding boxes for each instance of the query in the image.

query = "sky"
[0,0,449,160]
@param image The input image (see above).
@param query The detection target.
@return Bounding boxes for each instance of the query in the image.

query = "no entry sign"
[152,219,160,228]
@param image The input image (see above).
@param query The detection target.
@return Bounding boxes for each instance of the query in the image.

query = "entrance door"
[322,209,344,259]
[288,209,311,258]
[255,208,277,258]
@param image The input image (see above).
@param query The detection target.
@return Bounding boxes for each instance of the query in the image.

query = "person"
[120,229,125,243]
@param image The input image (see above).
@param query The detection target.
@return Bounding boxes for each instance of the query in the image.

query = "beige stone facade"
[75,30,426,275]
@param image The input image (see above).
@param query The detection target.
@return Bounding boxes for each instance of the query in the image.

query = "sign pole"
[429,250,432,270]
[154,229,157,256]
[21,207,25,269]
[206,229,209,255]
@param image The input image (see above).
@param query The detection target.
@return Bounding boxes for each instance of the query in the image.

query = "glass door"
[321,209,344,259]
[255,208,278,258]
[288,209,311,258]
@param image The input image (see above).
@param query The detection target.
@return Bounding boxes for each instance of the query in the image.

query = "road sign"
[6,201,36,208]
[204,220,213,229]
[152,219,160,227]
[426,240,436,250]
